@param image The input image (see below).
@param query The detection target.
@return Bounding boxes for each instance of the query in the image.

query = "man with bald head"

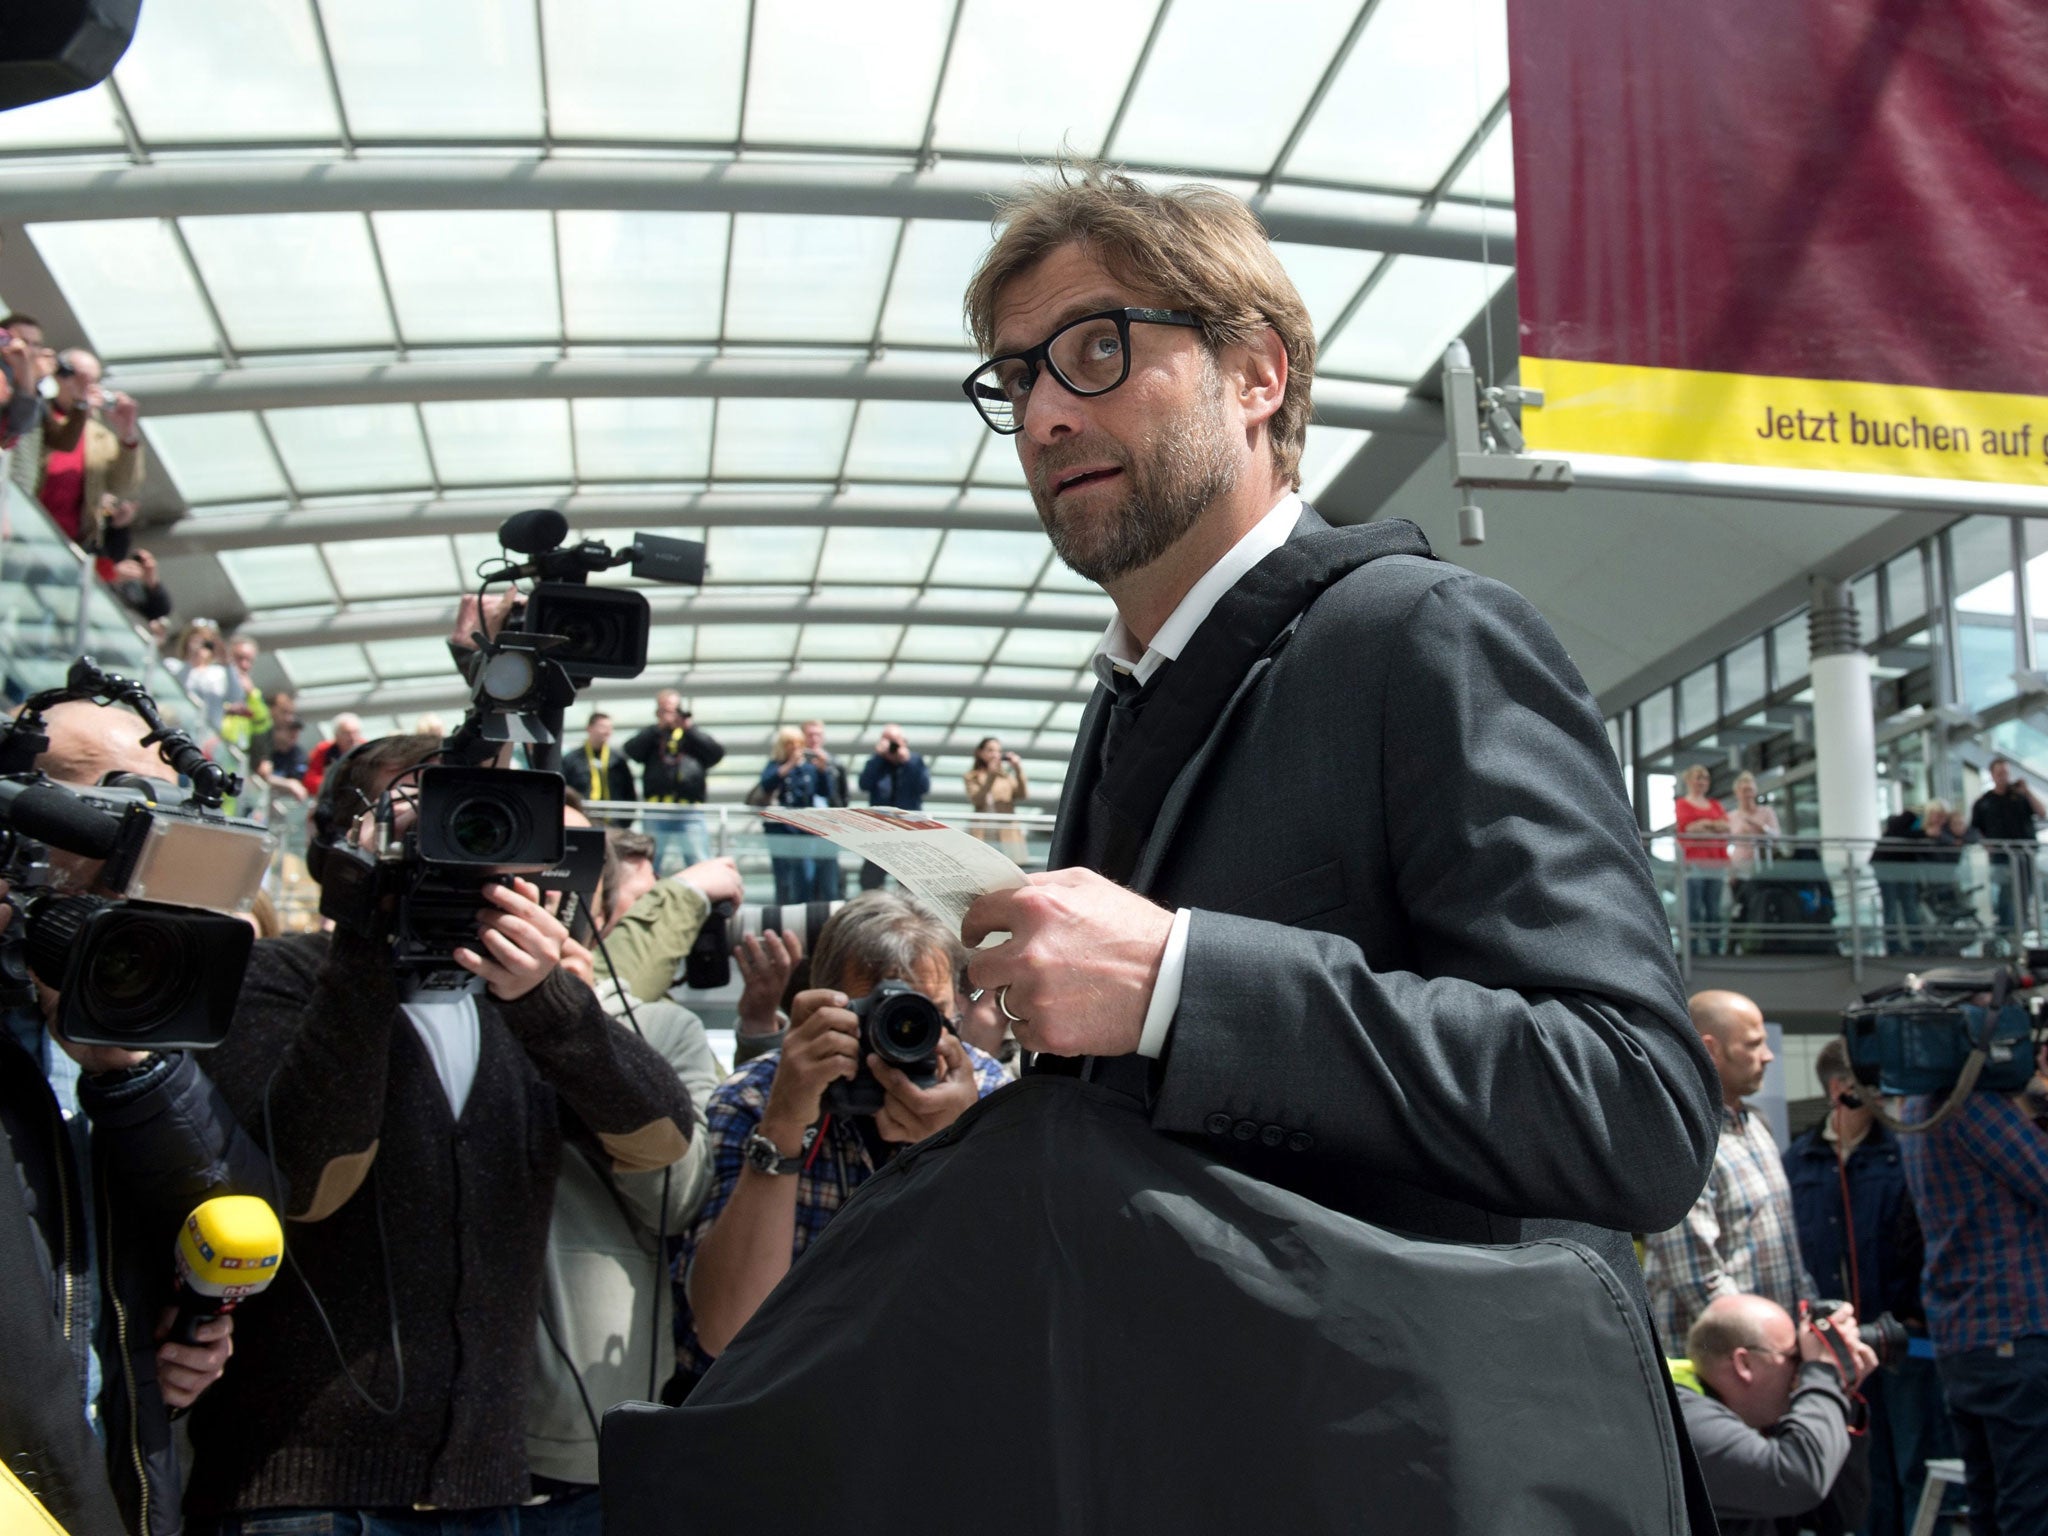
[0,698,250,1534]
[1677,1292,1877,1536]
[1646,990,1814,1348]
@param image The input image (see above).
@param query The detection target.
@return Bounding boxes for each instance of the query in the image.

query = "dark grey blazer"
[1051,507,1720,1307]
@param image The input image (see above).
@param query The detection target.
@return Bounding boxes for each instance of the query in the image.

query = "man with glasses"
[1677,1293,1878,1536]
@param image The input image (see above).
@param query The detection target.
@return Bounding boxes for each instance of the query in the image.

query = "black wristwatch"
[742,1125,815,1176]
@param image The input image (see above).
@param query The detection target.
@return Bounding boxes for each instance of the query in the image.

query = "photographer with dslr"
[1,699,259,1536]
[184,732,694,1533]
[680,891,1005,1372]
[1676,1293,1879,1536]
[1898,1037,2048,1533]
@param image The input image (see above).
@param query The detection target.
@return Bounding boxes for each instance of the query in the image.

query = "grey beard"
[1035,378,1241,586]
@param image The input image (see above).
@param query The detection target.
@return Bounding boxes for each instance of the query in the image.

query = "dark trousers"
[522,1479,604,1535]
[1868,1357,1962,1536]
[1877,874,1925,955]
[197,1510,521,1535]
[1990,853,2037,940]
[1939,1337,2048,1536]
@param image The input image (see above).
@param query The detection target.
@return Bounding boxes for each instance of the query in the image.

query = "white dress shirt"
[1089,492,1303,1058]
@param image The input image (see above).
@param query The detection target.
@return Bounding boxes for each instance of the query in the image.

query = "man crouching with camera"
[1675,1292,1880,1536]
[185,733,693,1535]
[680,890,1006,1382]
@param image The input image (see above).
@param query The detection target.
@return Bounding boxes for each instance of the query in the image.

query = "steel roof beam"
[293,667,1092,720]
[246,597,1106,650]
[0,156,1513,263]
[151,490,1049,554]
[118,354,1442,435]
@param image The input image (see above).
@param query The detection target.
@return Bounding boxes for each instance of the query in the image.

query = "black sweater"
[186,932,691,1517]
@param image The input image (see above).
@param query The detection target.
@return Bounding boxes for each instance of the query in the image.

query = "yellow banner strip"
[1521,357,2048,487]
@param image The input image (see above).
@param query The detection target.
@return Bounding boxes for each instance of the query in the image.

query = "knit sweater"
[186,931,692,1518]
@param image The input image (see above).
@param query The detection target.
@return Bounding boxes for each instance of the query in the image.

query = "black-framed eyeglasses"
[961,307,1202,434]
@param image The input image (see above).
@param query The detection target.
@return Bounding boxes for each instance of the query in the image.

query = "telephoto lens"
[824,979,950,1118]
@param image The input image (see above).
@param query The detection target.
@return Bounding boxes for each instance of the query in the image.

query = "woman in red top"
[1674,763,1731,954]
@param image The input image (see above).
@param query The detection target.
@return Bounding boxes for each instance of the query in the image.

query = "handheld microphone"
[172,1195,284,1345]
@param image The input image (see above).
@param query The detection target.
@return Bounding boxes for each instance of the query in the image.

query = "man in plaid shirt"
[679,891,1006,1380]
[1646,990,1815,1348]
[1898,1056,2048,1535]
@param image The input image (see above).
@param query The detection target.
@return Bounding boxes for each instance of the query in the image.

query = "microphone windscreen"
[0,780,122,859]
[497,507,570,556]
[175,1195,284,1301]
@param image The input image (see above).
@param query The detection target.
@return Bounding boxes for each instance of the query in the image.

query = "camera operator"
[622,691,723,874]
[184,733,694,1533]
[525,808,725,1533]
[591,828,745,1006]
[679,890,1006,1373]
[1,700,261,1536]
[1677,1293,1879,1536]
[853,724,930,890]
[1897,1037,2048,1533]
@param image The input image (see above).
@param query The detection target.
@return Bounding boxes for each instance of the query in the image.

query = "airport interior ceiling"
[0,0,1939,793]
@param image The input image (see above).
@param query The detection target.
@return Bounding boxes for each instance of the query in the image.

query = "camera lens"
[77,909,199,1035]
[446,795,523,862]
[553,609,622,667]
[868,991,944,1066]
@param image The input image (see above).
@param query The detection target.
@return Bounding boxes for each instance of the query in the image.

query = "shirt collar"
[1091,492,1304,690]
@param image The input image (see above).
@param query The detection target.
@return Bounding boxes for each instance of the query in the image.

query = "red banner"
[1507,0,2048,485]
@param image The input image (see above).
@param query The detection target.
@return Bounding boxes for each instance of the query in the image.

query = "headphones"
[306,739,380,883]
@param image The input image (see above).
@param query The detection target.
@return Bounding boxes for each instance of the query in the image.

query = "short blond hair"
[772,724,804,761]
[963,163,1316,488]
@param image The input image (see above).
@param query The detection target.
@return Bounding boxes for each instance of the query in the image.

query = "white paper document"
[761,807,1024,935]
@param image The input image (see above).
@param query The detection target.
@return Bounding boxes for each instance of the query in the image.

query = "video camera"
[0,659,276,1049]
[312,510,704,995]
[682,898,845,991]
[1840,963,2044,1133]
[823,979,951,1119]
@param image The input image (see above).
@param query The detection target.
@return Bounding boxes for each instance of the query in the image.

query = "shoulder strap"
[1088,518,1434,882]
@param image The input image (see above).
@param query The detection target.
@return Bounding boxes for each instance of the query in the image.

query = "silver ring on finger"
[996,984,1027,1025]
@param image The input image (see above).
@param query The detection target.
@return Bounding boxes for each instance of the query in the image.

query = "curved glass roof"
[0,0,1515,800]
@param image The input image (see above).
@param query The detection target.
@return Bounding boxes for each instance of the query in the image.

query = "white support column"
[1808,577,1880,847]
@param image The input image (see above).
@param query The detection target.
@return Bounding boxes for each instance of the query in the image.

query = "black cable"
[260,1062,405,1417]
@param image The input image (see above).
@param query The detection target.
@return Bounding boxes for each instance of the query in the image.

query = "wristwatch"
[742,1125,814,1176]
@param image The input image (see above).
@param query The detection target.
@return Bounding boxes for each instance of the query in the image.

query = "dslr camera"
[312,509,703,995]
[823,980,951,1118]
[0,659,274,1049]
[1808,1299,1909,1370]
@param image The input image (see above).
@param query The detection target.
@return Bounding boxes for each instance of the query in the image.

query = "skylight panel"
[1107,0,1357,172]
[723,216,900,344]
[973,698,1056,729]
[0,85,121,150]
[558,212,728,341]
[421,399,574,485]
[264,404,433,495]
[30,220,218,359]
[711,400,854,479]
[1449,111,1516,203]
[1318,256,1510,382]
[645,627,697,666]
[928,530,1052,588]
[1283,0,1510,191]
[143,414,288,504]
[323,536,462,601]
[695,624,801,661]
[817,527,942,585]
[898,626,1001,663]
[1036,556,1103,594]
[1272,243,1381,342]
[367,637,462,679]
[932,0,1157,157]
[115,0,339,143]
[220,545,335,609]
[878,221,994,348]
[873,695,960,725]
[321,0,545,140]
[278,644,371,688]
[842,402,982,482]
[797,624,904,661]
[1298,425,1372,501]
[706,525,825,584]
[996,630,1099,668]
[572,399,715,480]
[178,214,393,352]
[743,0,952,149]
[540,0,747,141]
[372,211,557,345]
[969,437,1029,487]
